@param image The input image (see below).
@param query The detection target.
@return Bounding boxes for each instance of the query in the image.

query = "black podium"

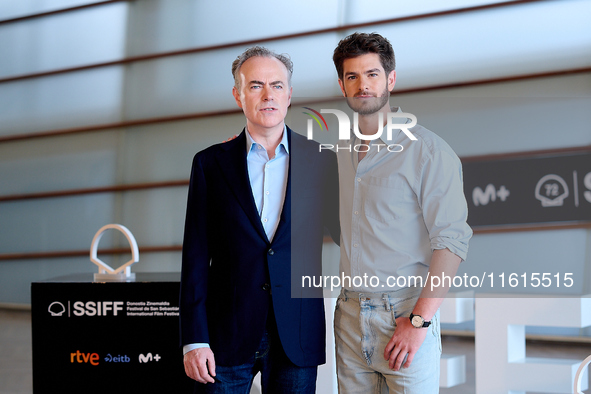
[31,273,194,393]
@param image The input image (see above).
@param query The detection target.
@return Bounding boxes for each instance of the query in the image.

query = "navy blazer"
[180,127,339,367]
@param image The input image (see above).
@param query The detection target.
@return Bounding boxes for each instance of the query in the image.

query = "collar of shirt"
[351,106,403,169]
[350,106,404,146]
[245,125,289,157]
[243,125,289,243]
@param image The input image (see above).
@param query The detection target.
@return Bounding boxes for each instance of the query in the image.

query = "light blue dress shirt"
[245,126,290,241]
[337,109,472,292]
[183,126,290,355]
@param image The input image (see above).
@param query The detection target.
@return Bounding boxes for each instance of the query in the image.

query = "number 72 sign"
[462,150,591,229]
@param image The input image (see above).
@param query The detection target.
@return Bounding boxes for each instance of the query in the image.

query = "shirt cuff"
[183,343,210,355]
[431,237,470,261]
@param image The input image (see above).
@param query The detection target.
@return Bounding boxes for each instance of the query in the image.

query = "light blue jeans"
[334,287,441,394]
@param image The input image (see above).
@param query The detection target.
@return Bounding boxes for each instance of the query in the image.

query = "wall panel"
[0,0,589,316]
[0,3,128,77]
[0,67,125,135]
[0,0,101,21]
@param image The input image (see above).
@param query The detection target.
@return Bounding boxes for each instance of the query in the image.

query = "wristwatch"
[409,313,431,328]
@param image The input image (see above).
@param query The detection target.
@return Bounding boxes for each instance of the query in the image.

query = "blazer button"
[262,283,271,291]
[268,249,275,255]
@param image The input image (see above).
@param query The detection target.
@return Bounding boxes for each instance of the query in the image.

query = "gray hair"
[231,46,293,90]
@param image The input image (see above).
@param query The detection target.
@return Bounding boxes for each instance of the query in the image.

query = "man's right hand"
[184,347,216,384]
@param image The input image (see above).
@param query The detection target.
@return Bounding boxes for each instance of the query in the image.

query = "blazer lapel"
[272,127,306,243]
[272,158,290,243]
[215,131,268,242]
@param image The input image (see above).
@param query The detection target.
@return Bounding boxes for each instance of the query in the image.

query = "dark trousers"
[195,309,318,394]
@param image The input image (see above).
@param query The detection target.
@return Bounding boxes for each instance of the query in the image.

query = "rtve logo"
[70,352,131,366]
[70,350,99,366]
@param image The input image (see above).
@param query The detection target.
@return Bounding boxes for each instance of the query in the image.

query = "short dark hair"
[332,32,395,80]
[231,46,293,90]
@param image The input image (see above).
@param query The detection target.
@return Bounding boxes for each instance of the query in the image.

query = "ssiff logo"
[48,301,66,316]
[535,174,569,207]
[48,300,124,317]
[303,107,417,152]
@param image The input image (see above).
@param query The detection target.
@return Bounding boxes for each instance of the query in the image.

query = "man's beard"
[345,85,390,115]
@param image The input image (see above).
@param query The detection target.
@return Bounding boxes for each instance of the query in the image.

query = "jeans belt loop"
[382,294,391,311]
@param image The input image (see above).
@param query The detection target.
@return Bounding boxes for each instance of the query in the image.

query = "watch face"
[411,315,423,328]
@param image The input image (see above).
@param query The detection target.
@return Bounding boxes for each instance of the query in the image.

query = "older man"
[180,46,339,393]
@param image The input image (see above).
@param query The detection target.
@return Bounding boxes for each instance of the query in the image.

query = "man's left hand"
[383,316,428,371]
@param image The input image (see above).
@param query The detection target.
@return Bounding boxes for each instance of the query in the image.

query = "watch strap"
[410,313,431,328]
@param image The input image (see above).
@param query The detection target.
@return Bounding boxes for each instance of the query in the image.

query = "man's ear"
[387,70,396,92]
[338,79,346,97]
[232,86,243,108]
